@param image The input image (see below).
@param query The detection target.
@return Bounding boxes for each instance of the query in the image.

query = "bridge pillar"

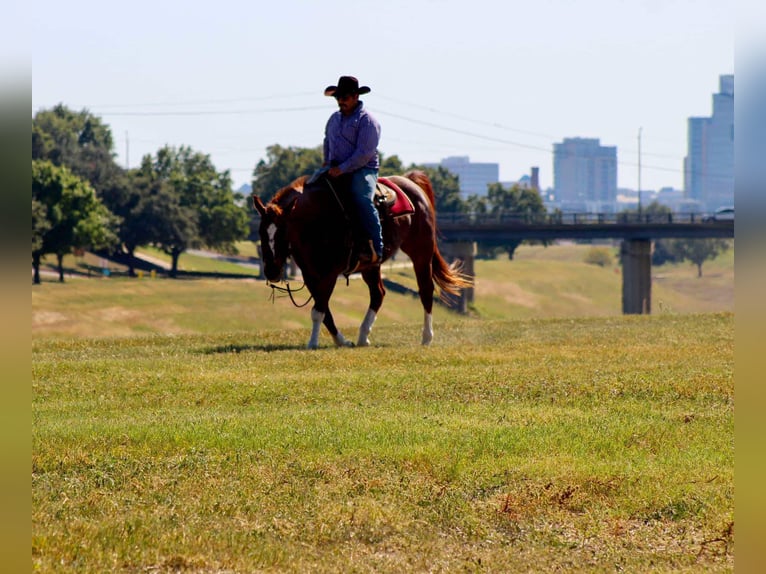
[439,241,475,314]
[620,239,651,314]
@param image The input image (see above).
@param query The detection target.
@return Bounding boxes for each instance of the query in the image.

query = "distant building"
[684,74,734,211]
[424,156,499,198]
[553,137,617,212]
[504,166,540,191]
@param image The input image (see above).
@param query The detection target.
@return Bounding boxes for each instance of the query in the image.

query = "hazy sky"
[32,0,740,192]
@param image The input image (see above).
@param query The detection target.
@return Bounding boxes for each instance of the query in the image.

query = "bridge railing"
[436,212,711,226]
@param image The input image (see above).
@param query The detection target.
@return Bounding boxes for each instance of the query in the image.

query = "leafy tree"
[32,160,118,284]
[32,104,138,262]
[251,144,323,200]
[32,104,123,199]
[668,238,730,278]
[464,194,489,216]
[480,182,548,259]
[138,146,249,277]
[377,154,403,176]
[620,202,678,266]
[32,198,51,254]
[651,239,678,266]
[415,165,465,213]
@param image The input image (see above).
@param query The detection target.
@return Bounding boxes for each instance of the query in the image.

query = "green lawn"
[32,314,734,572]
[32,242,734,572]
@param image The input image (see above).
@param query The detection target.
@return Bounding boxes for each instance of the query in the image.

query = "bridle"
[261,175,351,308]
[266,279,313,308]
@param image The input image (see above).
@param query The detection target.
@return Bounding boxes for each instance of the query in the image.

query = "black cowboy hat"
[324,76,371,97]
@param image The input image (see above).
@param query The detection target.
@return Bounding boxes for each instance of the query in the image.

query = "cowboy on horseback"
[322,75,384,268]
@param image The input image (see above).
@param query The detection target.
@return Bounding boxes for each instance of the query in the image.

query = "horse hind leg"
[357,267,385,347]
[413,260,435,346]
[422,311,434,346]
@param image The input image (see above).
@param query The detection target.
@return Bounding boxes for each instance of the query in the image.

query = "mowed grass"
[32,242,733,340]
[33,315,733,572]
[32,243,734,572]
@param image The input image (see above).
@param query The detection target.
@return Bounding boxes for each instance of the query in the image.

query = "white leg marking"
[308,308,324,349]
[421,312,433,346]
[357,308,377,347]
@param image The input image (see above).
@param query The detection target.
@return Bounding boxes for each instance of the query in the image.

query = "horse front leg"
[307,276,352,349]
[323,309,353,348]
[358,267,385,347]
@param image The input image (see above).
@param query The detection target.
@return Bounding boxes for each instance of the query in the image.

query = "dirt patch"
[33,311,67,326]
[96,306,142,322]
[478,280,539,308]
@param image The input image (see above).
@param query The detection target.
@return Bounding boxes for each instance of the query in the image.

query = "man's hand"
[328,166,343,178]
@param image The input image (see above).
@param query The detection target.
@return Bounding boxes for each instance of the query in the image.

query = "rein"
[324,177,351,223]
[267,280,313,308]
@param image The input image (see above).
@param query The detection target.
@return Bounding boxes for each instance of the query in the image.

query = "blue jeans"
[349,167,383,257]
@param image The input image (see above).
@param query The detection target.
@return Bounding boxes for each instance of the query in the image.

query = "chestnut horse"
[252,170,472,349]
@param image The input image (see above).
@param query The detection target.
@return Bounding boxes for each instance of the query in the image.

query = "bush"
[584,247,614,267]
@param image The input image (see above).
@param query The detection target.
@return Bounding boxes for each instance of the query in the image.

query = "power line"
[376,94,687,162]
[376,108,692,177]
[81,91,317,109]
[97,105,327,117]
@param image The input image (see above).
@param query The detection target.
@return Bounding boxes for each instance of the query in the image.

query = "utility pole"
[125,131,130,169]
[637,127,642,219]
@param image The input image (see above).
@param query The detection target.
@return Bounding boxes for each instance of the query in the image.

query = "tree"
[251,144,323,200]
[32,160,118,284]
[32,104,123,200]
[378,153,405,176]
[137,146,249,277]
[32,198,51,254]
[417,165,466,213]
[32,104,137,263]
[480,182,548,259]
[621,201,678,266]
[669,238,731,278]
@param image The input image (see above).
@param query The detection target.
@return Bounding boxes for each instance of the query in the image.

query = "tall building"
[424,156,499,198]
[684,75,734,211]
[553,138,617,211]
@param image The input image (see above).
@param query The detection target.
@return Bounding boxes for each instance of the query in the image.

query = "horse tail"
[404,170,474,300]
[403,169,438,211]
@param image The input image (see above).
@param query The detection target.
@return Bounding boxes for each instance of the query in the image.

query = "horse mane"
[268,175,307,217]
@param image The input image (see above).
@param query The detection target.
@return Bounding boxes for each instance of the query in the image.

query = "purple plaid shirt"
[323,101,380,173]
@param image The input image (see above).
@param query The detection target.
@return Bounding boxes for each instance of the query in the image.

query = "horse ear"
[252,195,267,216]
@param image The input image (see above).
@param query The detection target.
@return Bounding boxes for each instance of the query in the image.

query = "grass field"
[33,242,733,339]
[32,243,734,572]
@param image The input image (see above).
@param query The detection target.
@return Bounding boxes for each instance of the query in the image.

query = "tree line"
[33,105,250,282]
[33,105,725,284]
[32,105,549,283]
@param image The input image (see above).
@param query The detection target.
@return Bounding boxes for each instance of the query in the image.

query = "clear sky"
[31,0,740,193]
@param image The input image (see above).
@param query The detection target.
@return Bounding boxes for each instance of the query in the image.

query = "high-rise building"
[553,137,617,211]
[684,75,734,211]
[424,156,499,198]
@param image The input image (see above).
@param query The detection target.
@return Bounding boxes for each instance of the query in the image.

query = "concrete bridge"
[435,212,734,315]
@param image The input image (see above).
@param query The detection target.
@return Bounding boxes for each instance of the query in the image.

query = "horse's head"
[252,178,304,282]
